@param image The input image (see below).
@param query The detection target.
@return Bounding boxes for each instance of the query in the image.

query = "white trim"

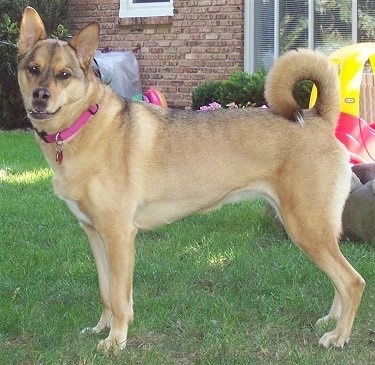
[308,0,314,49]
[274,0,279,60]
[244,0,254,73]
[119,0,173,18]
[352,0,358,43]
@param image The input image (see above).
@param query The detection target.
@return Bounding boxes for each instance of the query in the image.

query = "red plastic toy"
[143,89,168,107]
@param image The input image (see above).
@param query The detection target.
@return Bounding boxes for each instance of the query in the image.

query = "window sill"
[118,16,173,26]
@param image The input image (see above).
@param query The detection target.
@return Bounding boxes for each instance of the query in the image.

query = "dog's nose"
[33,88,51,102]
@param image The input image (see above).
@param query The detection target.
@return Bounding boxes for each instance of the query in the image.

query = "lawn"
[0,130,374,364]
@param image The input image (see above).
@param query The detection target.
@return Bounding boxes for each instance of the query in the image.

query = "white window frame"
[119,0,173,18]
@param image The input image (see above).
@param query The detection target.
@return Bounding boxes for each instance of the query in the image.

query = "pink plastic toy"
[143,89,167,107]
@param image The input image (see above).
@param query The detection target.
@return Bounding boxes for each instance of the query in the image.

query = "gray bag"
[93,50,142,99]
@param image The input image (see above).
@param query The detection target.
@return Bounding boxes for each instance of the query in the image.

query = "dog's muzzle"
[28,87,61,120]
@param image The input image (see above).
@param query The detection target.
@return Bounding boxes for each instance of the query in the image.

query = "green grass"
[0,130,375,364]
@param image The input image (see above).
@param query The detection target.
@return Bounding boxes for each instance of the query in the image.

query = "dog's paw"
[316,316,328,326]
[80,315,112,335]
[80,325,104,335]
[316,315,336,326]
[319,330,349,348]
[97,336,127,354]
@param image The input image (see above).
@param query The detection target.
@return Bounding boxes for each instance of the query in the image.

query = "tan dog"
[18,6,365,353]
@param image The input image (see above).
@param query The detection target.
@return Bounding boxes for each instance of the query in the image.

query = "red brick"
[67,0,244,108]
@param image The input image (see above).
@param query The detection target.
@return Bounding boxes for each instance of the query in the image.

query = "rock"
[342,164,375,244]
[351,163,375,184]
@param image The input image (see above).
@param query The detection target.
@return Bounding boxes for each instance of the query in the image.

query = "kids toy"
[143,88,168,107]
[132,89,167,106]
[310,43,375,164]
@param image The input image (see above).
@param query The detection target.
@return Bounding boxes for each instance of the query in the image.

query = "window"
[280,0,309,53]
[245,0,375,73]
[358,1,375,42]
[253,0,275,71]
[314,0,352,54]
[119,0,173,18]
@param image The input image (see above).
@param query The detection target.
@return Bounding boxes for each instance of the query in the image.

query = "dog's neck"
[34,103,99,165]
[35,104,99,144]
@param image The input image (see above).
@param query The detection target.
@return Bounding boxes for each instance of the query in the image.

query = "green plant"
[0,14,26,130]
[191,70,266,111]
[0,0,71,130]
[192,69,314,111]
[191,80,225,111]
[51,23,71,41]
[220,70,267,108]
[293,79,314,109]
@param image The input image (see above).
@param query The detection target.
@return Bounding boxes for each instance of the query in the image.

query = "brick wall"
[67,0,245,108]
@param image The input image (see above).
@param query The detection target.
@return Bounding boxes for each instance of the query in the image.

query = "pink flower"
[208,102,222,109]
[199,102,222,111]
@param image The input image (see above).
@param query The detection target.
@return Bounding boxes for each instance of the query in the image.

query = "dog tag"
[56,149,63,164]
[55,141,64,164]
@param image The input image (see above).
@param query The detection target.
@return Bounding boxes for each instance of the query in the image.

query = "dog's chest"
[64,198,92,226]
[51,174,92,225]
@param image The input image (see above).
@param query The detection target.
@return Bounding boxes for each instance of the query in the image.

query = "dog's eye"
[57,71,71,80]
[28,66,40,75]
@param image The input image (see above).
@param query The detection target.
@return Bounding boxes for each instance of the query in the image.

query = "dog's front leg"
[79,222,112,335]
[96,225,136,353]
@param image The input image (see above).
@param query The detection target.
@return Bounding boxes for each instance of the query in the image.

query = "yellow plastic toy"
[310,43,375,163]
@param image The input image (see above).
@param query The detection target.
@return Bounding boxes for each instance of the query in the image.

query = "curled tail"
[264,49,339,126]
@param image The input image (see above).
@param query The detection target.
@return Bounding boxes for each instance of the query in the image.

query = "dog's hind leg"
[80,222,112,335]
[280,201,365,348]
[315,249,365,348]
[316,287,341,324]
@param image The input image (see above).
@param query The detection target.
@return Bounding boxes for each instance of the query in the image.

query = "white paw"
[97,336,127,354]
[316,311,340,327]
[319,330,349,348]
[316,315,333,326]
[80,325,104,335]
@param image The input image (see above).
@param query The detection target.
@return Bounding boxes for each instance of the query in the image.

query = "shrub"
[191,71,265,111]
[293,80,314,109]
[220,70,267,108]
[191,80,225,111]
[0,0,70,130]
[191,69,313,111]
[0,14,24,129]
[191,70,266,111]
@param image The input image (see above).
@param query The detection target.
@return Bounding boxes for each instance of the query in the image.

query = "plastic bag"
[93,50,142,99]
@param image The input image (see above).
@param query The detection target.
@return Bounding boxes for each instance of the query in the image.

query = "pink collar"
[36,104,99,143]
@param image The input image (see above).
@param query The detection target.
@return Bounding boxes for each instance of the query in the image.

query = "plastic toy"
[132,89,168,107]
[143,89,168,107]
[310,43,375,164]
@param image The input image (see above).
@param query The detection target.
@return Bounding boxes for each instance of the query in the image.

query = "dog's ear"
[18,7,47,55]
[69,22,100,69]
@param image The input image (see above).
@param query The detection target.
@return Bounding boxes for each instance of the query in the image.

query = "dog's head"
[18,7,99,126]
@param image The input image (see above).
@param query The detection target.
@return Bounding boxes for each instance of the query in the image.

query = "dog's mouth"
[27,107,62,120]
